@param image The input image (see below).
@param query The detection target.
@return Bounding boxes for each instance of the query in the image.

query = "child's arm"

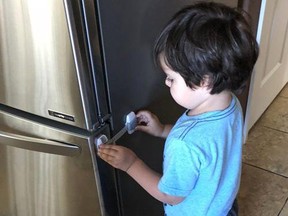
[97,144,184,205]
[126,156,184,205]
[136,110,173,138]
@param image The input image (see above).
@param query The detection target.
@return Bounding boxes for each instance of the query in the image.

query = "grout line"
[263,125,288,134]
[277,197,288,216]
[249,124,288,135]
[242,162,288,179]
[251,123,288,135]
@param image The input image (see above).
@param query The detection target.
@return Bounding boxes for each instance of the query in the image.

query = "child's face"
[160,56,211,115]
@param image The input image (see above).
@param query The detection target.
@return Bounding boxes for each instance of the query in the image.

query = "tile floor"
[238,83,288,216]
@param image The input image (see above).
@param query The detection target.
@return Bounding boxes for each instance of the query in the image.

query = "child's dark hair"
[154,2,259,94]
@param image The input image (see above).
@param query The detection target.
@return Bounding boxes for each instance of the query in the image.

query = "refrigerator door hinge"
[99,114,111,125]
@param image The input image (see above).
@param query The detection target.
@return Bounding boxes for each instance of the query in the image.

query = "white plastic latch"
[125,111,137,134]
[95,134,108,149]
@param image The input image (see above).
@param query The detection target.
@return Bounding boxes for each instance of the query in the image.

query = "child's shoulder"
[173,95,241,139]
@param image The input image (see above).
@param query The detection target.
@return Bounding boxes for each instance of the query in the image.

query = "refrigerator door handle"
[0,131,81,157]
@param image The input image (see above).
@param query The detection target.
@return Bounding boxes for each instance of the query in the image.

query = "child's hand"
[97,144,137,172]
[136,110,166,137]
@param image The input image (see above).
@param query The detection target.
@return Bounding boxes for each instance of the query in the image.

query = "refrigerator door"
[96,1,189,215]
[0,108,119,216]
[96,0,188,134]
[0,0,109,130]
[95,0,238,215]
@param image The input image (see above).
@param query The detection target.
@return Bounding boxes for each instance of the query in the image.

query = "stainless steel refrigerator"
[0,0,237,216]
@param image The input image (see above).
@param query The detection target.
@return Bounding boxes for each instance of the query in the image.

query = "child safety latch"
[94,111,137,149]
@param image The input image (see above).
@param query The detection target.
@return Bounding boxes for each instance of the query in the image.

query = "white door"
[244,0,288,138]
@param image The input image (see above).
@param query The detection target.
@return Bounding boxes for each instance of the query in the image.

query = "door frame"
[243,0,288,140]
[237,0,262,118]
[238,0,263,141]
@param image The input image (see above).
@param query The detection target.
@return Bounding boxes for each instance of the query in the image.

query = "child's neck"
[188,91,232,116]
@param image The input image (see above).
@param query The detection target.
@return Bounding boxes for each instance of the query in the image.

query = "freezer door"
[0,109,120,216]
[0,0,109,130]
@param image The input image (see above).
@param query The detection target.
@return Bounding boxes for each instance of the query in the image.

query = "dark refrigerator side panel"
[96,0,187,133]
[95,1,191,215]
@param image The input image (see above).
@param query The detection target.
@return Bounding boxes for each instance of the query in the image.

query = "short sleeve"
[158,138,203,197]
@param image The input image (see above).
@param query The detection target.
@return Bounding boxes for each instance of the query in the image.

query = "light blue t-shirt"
[158,95,243,216]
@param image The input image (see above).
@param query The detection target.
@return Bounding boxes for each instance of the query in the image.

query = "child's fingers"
[98,145,117,159]
[135,124,149,132]
[98,146,119,165]
[98,144,118,154]
[136,110,153,122]
[98,152,113,163]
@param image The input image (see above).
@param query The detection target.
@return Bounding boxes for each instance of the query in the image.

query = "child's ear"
[200,75,211,88]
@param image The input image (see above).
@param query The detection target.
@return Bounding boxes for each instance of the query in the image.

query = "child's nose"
[165,79,171,87]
